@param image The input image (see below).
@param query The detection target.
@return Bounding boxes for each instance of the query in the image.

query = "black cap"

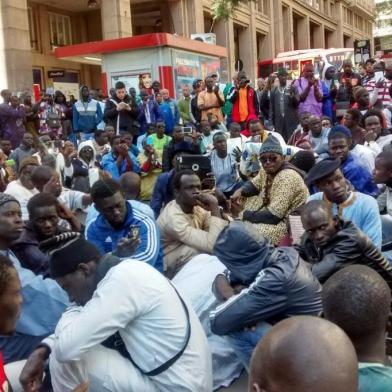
[43,233,101,278]
[306,158,341,185]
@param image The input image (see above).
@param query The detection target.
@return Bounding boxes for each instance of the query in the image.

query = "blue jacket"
[158,99,179,135]
[137,100,162,134]
[86,201,163,271]
[321,81,334,120]
[101,151,140,181]
[72,98,103,133]
[341,153,379,197]
[150,170,175,218]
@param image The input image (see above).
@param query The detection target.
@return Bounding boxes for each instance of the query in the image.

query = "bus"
[258,48,355,79]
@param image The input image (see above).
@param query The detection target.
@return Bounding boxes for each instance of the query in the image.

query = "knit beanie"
[259,134,283,156]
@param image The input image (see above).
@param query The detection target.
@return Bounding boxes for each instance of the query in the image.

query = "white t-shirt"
[4,180,38,221]
[52,260,212,392]
[351,143,377,173]
[58,188,85,211]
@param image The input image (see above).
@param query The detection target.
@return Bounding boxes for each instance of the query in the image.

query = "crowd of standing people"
[0,58,391,391]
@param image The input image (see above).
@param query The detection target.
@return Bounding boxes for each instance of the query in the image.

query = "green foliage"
[211,0,255,21]
[376,0,392,16]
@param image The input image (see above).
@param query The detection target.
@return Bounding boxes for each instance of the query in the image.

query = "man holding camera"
[227,71,258,129]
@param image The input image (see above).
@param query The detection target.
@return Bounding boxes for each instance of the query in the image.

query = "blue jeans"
[227,322,272,371]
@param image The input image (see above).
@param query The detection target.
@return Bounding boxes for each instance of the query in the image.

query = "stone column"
[283,4,294,52]
[240,3,258,81]
[101,0,132,40]
[214,18,235,81]
[168,0,188,36]
[273,0,285,54]
[332,2,344,47]
[0,0,33,92]
[186,0,204,35]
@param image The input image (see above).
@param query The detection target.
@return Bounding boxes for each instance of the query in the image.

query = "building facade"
[0,0,375,94]
[374,0,392,58]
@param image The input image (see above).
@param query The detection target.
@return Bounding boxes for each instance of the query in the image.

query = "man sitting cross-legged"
[298,200,392,285]
[85,178,163,270]
[209,221,322,369]
[12,193,80,277]
[307,157,382,247]
[157,169,229,278]
[20,234,212,392]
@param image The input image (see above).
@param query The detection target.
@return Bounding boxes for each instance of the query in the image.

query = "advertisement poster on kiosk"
[172,50,222,97]
[111,72,153,95]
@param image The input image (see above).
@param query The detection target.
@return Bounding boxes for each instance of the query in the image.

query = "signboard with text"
[172,50,221,98]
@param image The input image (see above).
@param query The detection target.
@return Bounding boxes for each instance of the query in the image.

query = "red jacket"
[231,86,258,123]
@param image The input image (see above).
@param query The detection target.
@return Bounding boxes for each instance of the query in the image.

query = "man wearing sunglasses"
[231,134,309,245]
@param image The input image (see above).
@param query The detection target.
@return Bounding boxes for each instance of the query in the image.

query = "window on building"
[28,7,39,51]
[256,0,269,15]
[48,12,72,47]
[256,31,267,60]
[304,0,320,9]
[330,2,335,17]
[233,25,241,64]
[348,10,353,25]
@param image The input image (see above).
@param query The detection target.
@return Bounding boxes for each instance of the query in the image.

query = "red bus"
[258,48,355,79]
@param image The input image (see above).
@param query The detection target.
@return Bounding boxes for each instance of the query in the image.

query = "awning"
[55,33,228,64]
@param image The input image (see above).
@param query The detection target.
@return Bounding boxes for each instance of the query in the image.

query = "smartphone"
[286,79,293,88]
[375,71,385,83]
[127,225,140,240]
[182,126,193,135]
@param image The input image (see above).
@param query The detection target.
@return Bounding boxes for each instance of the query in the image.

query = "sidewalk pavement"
[218,372,248,391]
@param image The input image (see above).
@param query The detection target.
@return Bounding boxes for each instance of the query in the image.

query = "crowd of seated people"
[0,59,391,391]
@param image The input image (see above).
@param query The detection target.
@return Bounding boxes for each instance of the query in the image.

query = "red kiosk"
[55,33,228,98]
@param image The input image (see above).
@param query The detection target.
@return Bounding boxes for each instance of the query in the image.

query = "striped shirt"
[364,78,392,108]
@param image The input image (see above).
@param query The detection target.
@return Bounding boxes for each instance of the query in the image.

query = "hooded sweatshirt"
[64,140,100,192]
[209,221,322,335]
[72,86,103,133]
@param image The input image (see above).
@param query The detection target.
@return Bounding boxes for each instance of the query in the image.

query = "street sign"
[47,70,65,78]
[354,40,371,64]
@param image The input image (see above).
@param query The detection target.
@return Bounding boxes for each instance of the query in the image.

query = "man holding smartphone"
[104,81,139,137]
[197,76,225,124]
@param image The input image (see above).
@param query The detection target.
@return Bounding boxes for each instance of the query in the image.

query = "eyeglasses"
[260,155,278,164]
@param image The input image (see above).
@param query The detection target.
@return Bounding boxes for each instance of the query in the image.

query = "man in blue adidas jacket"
[85,178,163,271]
[72,85,103,142]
